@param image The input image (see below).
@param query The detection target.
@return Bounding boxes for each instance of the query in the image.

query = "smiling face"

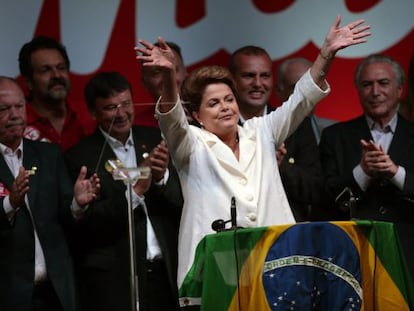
[357,61,402,125]
[0,78,26,150]
[192,83,239,140]
[231,53,273,118]
[91,89,135,144]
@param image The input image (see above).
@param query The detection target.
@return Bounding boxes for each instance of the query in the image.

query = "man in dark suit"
[64,72,183,311]
[0,76,99,311]
[319,54,414,278]
[229,46,322,221]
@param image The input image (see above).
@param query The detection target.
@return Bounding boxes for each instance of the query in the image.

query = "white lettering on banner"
[1,1,413,77]
[137,0,414,65]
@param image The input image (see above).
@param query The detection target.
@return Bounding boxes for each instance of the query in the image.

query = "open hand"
[324,15,371,54]
[74,166,100,207]
[135,36,176,71]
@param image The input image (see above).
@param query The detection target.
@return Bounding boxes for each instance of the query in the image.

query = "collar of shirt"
[0,140,23,156]
[99,127,134,150]
[239,105,268,125]
[365,114,397,134]
[99,127,136,167]
[0,141,23,174]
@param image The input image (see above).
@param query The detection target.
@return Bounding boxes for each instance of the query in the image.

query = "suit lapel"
[22,140,41,208]
[238,127,256,171]
[93,131,118,175]
[347,117,373,153]
[132,127,154,166]
[0,153,14,191]
[388,116,414,162]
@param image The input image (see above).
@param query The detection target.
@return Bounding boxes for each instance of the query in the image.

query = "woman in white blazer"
[136,15,371,303]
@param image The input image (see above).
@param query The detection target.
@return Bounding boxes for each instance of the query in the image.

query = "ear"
[192,111,201,124]
[397,84,403,99]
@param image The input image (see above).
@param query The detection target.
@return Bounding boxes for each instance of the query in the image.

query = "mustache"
[6,120,25,127]
[48,78,68,89]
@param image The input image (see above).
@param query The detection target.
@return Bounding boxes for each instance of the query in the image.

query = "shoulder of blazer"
[131,125,162,145]
[64,129,105,155]
[23,138,61,156]
[397,114,414,134]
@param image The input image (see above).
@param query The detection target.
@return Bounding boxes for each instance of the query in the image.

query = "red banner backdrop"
[10,0,414,133]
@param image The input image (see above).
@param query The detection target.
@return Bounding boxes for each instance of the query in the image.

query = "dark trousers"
[139,259,179,311]
[31,281,63,311]
[78,258,179,311]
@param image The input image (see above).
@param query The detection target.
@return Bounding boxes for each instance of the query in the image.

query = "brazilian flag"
[179,221,414,310]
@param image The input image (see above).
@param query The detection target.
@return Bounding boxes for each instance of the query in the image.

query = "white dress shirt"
[100,128,162,260]
[353,114,405,191]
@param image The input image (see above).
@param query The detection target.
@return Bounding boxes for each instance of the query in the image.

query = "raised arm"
[135,37,178,112]
[311,15,370,89]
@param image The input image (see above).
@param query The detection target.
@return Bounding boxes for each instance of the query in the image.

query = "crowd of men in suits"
[1,34,414,310]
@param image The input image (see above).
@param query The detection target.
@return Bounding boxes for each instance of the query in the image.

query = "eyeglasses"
[101,102,132,112]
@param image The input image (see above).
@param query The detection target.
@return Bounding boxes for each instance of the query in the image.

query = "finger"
[152,150,168,162]
[77,166,88,182]
[157,36,168,50]
[331,15,341,29]
[137,39,152,49]
[156,142,168,153]
[348,19,366,30]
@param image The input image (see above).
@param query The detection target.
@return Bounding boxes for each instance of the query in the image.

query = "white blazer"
[156,70,330,289]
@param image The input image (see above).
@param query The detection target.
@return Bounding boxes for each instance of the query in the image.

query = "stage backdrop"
[1,0,413,133]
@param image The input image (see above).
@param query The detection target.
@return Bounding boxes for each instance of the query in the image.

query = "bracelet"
[319,50,332,60]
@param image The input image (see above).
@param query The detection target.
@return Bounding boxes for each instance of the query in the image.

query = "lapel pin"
[27,166,37,175]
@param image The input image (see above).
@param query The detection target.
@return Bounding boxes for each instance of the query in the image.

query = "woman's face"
[192,83,239,138]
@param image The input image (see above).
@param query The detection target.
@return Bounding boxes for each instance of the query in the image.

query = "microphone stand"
[126,180,138,311]
[106,160,150,311]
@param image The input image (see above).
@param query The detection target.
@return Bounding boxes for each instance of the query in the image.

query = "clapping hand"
[360,139,398,179]
[149,140,169,183]
[9,167,30,209]
[74,166,100,207]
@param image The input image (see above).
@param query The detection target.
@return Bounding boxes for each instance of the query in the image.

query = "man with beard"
[18,36,87,151]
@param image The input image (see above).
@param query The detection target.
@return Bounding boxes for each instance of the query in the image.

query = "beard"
[45,78,70,102]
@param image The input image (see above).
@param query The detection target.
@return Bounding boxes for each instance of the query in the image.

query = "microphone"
[230,196,237,229]
[211,196,238,232]
[335,187,357,218]
[211,219,231,232]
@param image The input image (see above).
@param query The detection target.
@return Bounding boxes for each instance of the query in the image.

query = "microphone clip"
[211,196,239,233]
